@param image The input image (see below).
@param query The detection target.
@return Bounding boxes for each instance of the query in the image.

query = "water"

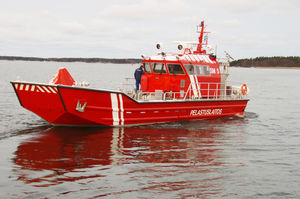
[0,60,300,198]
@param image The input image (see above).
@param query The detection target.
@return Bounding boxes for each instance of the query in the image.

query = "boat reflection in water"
[13,118,246,197]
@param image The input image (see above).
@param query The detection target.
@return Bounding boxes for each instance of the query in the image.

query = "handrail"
[132,82,248,101]
[120,77,248,101]
[183,83,192,100]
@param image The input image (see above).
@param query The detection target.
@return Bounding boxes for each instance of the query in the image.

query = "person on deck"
[134,64,144,92]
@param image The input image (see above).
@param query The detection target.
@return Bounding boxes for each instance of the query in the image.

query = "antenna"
[193,21,210,54]
[224,51,234,60]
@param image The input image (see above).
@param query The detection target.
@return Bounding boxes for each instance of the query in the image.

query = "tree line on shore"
[230,56,300,67]
[1,55,299,67]
[0,56,142,64]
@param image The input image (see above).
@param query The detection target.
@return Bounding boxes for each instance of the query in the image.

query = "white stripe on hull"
[14,83,59,94]
[110,93,125,126]
[37,86,45,92]
[48,86,57,93]
[13,83,61,96]
[42,86,51,93]
[118,94,124,126]
[111,93,119,126]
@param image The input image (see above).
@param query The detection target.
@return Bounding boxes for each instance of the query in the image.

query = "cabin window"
[167,64,185,75]
[152,63,167,74]
[195,65,210,76]
[143,62,152,73]
[184,64,195,75]
[202,65,210,76]
[195,65,202,75]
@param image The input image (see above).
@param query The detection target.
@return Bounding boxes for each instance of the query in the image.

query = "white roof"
[149,54,216,64]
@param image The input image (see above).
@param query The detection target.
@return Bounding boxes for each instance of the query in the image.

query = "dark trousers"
[136,80,141,91]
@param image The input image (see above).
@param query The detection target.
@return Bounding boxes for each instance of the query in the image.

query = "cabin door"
[150,63,168,92]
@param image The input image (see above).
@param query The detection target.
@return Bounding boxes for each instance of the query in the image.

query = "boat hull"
[11,82,249,127]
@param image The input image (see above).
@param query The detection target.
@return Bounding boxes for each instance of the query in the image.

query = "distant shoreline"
[230,56,300,68]
[0,56,142,64]
[233,66,300,69]
[254,66,300,69]
[1,55,300,68]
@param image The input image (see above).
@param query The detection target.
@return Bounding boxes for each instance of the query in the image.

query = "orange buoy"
[241,84,248,95]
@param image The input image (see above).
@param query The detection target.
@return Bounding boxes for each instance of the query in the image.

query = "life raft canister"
[241,84,248,95]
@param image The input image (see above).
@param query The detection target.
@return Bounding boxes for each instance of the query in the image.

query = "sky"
[0,0,299,59]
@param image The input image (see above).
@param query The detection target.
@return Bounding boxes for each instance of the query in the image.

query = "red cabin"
[141,54,221,98]
[141,22,221,99]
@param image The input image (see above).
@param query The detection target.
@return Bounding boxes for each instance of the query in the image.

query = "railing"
[121,78,136,94]
[121,80,248,101]
[181,82,247,100]
[218,58,229,75]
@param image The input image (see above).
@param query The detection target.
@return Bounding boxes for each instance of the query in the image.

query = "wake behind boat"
[11,21,249,127]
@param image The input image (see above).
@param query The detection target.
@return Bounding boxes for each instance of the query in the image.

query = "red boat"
[11,21,249,127]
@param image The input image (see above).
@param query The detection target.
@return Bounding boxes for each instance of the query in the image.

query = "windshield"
[143,62,152,73]
[168,64,185,75]
[152,63,167,74]
[184,65,195,75]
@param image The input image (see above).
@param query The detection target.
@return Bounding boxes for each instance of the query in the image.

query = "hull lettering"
[190,109,222,116]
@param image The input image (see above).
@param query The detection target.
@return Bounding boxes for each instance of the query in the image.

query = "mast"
[194,21,208,54]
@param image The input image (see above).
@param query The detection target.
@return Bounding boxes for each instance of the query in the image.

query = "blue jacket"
[134,67,144,82]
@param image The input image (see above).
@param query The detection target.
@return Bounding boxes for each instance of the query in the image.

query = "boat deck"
[122,78,248,102]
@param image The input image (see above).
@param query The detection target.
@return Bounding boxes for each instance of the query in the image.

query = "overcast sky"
[0,0,299,59]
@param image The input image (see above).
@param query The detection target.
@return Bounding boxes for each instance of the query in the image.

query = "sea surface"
[0,60,299,198]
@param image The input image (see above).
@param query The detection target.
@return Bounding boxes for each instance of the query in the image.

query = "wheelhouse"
[141,54,221,98]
